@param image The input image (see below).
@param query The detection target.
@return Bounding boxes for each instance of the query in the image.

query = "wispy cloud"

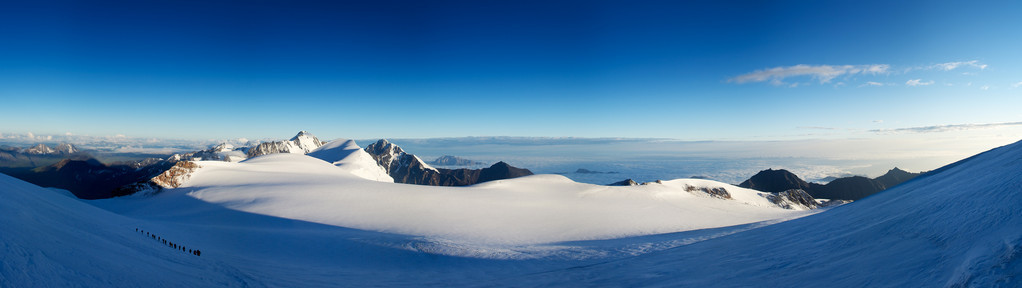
[1012,81,1022,88]
[929,60,987,71]
[727,64,889,85]
[906,79,934,86]
[730,60,988,88]
[797,126,839,130]
[870,122,1022,134]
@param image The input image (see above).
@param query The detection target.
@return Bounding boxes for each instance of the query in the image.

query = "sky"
[1,0,1021,145]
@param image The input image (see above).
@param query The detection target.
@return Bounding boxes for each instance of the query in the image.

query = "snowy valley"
[1,132,1020,287]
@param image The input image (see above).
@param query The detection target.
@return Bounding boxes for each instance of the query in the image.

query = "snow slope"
[516,139,1022,287]
[0,173,253,286]
[9,137,1017,287]
[306,139,393,182]
[168,152,809,246]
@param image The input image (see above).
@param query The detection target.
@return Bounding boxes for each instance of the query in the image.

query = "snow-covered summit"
[307,139,393,182]
[246,131,326,158]
[289,131,325,153]
[24,143,56,154]
[363,139,437,172]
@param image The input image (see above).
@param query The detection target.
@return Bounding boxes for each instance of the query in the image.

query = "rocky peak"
[211,143,234,152]
[246,131,325,158]
[54,143,78,154]
[24,143,55,154]
[738,168,811,192]
[364,139,416,172]
[875,167,921,189]
[477,161,533,183]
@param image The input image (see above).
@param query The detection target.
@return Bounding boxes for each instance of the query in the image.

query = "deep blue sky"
[1,0,1020,141]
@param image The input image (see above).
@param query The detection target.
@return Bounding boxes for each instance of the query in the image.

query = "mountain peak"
[247,132,325,158]
[738,169,810,193]
[291,130,311,139]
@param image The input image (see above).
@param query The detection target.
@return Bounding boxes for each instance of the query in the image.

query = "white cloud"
[728,64,890,85]
[1012,81,1022,88]
[870,121,1022,134]
[981,85,990,90]
[730,60,991,88]
[797,126,838,130]
[26,132,35,139]
[930,60,987,71]
[65,132,73,136]
[873,120,884,124]
[906,79,934,86]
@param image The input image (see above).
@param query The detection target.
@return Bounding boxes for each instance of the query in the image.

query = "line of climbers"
[137,228,201,256]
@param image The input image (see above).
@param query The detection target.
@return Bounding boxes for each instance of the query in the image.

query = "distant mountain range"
[0,131,920,201]
[0,132,535,199]
[428,155,485,166]
[738,168,923,200]
[0,157,175,199]
[0,143,82,167]
[364,139,532,186]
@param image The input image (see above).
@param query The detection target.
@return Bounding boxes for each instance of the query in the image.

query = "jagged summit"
[21,143,79,155]
[246,131,326,158]
[363,139,532,186]
[55,143,78,154]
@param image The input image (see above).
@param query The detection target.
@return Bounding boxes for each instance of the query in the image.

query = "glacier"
[1,138,1020,287]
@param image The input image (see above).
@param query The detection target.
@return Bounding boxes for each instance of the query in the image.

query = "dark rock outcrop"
[2,157,176,199]
[685,184,731,199]
[766,189,818,210]
[608,179,639,186]
[738,169,811,192]
[808,176,886,201]
[874,167,921,189]
[739,167,924,201]
[477,162,533,183]
[113,161,200,197]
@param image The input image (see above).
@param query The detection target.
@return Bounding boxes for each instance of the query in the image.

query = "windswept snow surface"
[9,137,1020,287]
[171,153,809,246]
[0,173,253,286]
[0,138,817,287]
[518,139,1022,287]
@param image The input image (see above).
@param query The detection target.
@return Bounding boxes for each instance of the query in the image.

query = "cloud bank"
[728,64,889,85]
[730,60,987,87]
[870,122,1022,134]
